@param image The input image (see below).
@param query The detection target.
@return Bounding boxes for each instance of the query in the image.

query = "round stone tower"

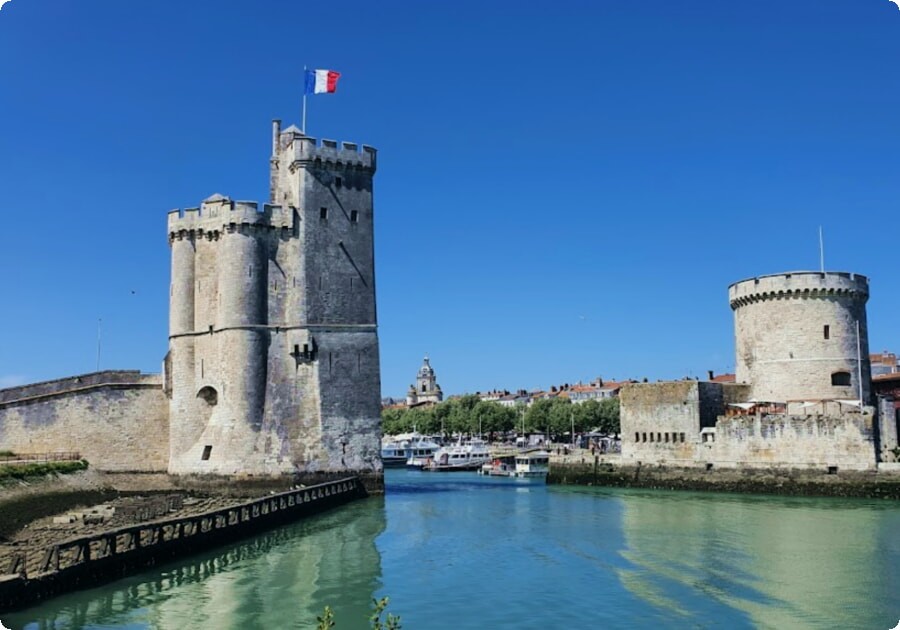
[729,271,871,404]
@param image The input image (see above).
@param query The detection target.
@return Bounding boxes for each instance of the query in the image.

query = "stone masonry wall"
[0,374,168,472]
[621,381,707,465]
[711,412,877,471]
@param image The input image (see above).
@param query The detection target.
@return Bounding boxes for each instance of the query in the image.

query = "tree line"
[382,395,620,440]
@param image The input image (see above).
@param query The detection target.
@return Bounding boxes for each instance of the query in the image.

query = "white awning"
[728,402,756,410]
[836,399,862,408]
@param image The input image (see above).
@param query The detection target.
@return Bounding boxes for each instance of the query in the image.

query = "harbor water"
[6,469,900,629]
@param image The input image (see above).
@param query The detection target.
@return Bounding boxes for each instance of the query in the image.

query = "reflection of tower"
[166,121,382,480]
[617,493,887,628]
[729,272,871,403]
[406,356,443,405]
[131,499,386,629]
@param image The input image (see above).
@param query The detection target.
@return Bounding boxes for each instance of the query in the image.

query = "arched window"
[831,372,851,387]
[197,386,218,406]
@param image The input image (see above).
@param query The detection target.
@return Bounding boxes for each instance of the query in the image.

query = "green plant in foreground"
[315,597,401,629]
[369,597,401,630]
[316,606,335,630]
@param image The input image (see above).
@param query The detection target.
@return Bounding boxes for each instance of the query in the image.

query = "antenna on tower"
[819,226,825,273]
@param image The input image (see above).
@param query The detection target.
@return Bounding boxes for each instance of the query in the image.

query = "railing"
[0,452,81,465]
[3,477,362,580]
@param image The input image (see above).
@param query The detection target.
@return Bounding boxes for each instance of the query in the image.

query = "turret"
[729,271,871,403]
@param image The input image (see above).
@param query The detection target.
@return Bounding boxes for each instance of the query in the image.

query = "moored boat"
[381,439,411,467]
[513,451,550,478]
[422,438,491,471]
[479,455,516,476]
[405,437,441,469]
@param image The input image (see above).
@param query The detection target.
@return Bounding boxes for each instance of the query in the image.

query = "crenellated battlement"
[277,125,376,172]
[729,271,869,310]
[167,195,295,242]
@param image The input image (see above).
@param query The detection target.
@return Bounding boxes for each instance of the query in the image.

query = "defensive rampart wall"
[0,372,168,472]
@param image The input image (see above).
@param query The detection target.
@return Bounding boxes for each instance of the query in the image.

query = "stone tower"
[729,271,871,404]
[406,356,442,405]
[166,121,382,482]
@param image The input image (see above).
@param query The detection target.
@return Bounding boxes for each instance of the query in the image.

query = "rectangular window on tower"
[335,176,342,188]
[824,325,830,340]
[350,210,359,223]
[320,207,328,220]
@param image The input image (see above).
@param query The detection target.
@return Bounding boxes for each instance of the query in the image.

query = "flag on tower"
[305,69,341,94]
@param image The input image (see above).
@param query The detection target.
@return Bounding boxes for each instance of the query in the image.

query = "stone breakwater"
[0,477,368,612]
[548,462,900,499]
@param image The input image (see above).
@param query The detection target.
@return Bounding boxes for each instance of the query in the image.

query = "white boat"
[381,438,411,467]
[405,437,441,469]
[479,455,516,476]
[513,451,550,478]
[423,438,491,472]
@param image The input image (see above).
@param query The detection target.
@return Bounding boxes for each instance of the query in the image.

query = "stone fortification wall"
[621,381,710,465]
[877,396,899,463]
[710,411,876,471]
[0,373,168,471]
[0,371,152,404]
[621,379,877,470]
[166,125,381,478]
[729,271,871,403]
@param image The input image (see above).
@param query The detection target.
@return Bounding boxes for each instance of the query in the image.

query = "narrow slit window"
[335,176,342,188]
[320,207,328,220]
[350,210,359,223]
[201,445,212,461]
[824,325,830,340]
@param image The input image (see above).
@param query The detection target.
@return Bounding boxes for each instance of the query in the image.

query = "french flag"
[305,69,341,94]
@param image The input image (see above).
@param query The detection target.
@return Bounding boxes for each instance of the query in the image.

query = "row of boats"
[381,435,550,477]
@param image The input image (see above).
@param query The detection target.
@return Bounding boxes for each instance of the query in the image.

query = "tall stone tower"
[406,356,442,405]
[729,271,871,404]
[166,121,382,483]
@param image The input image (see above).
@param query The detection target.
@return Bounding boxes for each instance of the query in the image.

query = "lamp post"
[571,409,575,448]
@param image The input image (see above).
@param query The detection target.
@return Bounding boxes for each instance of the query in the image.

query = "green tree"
[524,398,553,435]
[473,401,515,440]
[575,399,602,433]
[381,407,406,436]
[405,406,435,434]
[598,397,620,436]
[548,397,573,441]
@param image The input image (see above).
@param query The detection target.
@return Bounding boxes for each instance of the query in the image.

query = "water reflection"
[8,497,386,630]
[617,491,900,629]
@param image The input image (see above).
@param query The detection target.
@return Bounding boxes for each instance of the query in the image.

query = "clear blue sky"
[1,0,898,397]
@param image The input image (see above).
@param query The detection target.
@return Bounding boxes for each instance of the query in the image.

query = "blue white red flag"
[305,69,341,94]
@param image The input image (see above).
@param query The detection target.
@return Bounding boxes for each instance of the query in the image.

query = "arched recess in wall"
[197,386,218,406]
[831,371,852,387]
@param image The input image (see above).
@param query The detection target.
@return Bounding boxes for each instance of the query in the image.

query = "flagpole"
[819,226,825,273]
[302,65,308,134]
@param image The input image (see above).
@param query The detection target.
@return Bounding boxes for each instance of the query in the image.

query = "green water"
[6,470,900,629]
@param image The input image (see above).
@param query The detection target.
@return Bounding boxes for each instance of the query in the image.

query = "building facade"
[406,356,442,406]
